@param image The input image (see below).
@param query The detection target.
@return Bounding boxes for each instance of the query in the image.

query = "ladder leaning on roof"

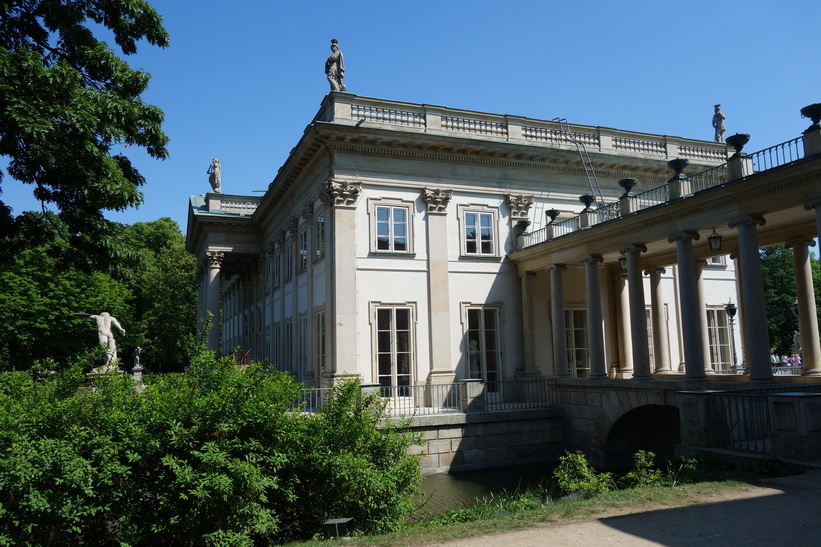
[553,117,605,209]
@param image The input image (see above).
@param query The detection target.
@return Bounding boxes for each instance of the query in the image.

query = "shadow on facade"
[604,404,680,469]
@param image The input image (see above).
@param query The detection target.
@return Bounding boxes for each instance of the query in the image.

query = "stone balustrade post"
[459,379,485,412]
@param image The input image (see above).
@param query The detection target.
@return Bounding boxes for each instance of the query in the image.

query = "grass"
[284,480,756,546]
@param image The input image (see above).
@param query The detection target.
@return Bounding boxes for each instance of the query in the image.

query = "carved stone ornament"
[322,180,362,207]
[288,217,300,235]
[506,194,534,220]
[302,201,314,221]
[423,188,453,213]
[205,251,224,268]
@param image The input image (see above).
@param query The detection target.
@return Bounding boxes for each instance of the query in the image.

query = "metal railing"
[484,378,558,411]
[773,366,803,376]
[293,387,333,411]
[378,383,462,417]
[686,163,729,194]
[630,184,669,211]
[750,137,804,172]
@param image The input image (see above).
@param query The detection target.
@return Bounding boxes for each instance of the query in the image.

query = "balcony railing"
[516,136,807,250]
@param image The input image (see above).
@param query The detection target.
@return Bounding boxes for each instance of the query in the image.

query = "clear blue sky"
[4,0,820,232]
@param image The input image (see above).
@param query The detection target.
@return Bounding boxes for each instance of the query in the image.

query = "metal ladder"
[553,117,605,208]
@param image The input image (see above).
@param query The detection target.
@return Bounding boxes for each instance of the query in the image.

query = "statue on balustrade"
[325,38,347,92]
[712,104,726,143]
[207,157,221,193]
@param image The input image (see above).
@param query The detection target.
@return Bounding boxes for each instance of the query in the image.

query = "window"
[315,310,326,371]
[273,250,281,287]
[368,199,414,254]
[285,240,294,282]
[315,214,326,261]
[459,205,498,257]
[645,308,655,368]
[464,306,501,385]
[298,229,308,272]
[272,323,280,370]
[707,307,733,370]
[706,255,727,267]
[264,260,272,295]
[372,304,415,393]
[298,316,308,377]
[284,320,293,373]
[565,308,589,378]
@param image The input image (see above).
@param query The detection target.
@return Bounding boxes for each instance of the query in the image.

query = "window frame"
[458,204,500,258]
[298,229,309,272]
[565,307,590,378]
[368,198,415,255]
[706,306,733,370]
[315,214,326,262]
[369,302,417,393]
[460,303,504,385]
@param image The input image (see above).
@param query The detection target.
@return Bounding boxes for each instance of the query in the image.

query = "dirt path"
[429,471,821,546]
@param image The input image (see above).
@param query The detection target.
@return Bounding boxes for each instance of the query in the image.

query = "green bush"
[552,451,613,497]
[622,450,663,488]
[0,350,421,544]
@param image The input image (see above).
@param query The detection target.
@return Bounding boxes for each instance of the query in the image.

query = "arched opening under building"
[604,405,680,469]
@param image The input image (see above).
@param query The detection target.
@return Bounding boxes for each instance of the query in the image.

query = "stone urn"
[579,194,595,211]
[800,103,821,132]
[667,158,689,179]
[618,178,638,197]
[546,208,560,223]
[726,133,750,156]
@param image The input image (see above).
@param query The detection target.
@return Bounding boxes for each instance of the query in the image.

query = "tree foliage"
[0,353,422,544]
[0,0,169,268]
[0,215,195,372]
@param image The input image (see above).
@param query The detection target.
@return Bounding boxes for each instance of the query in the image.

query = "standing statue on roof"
[207,157,221,193]
[325,38,347,92]
[712,104,726,143]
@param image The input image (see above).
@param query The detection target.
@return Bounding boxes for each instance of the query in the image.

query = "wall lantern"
[725,299,737,319]
[708,227,723,252]
[618,254,628,271]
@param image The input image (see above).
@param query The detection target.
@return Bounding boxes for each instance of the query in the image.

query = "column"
[731,253,749,372]
[615,274,633,375]
[728,216,773,382]
[645,267,671,372]
[547,264,570,377]
[620,244,652,379]
[668,232,707,380]
[323,181,362,380]
[519,271,538,376]
[695,260,713,372]
[424,189,455,383]
[787,239,821,376]
[205,250,224,354]
[581,255,607,378]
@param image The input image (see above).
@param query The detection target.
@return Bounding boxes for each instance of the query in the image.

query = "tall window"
[285,240,294,282]
[565,309,589,378]
[271,323,280,370]
[706,307,732,370]
[465,307,501,385]
[375,205,408,252]
[298,229,308,272]
[315,310,326,372]
[284,320,293,373]
[273,250,281,287]
[374,305,414,393]
[298,316,308,377]
[315,214,326,261]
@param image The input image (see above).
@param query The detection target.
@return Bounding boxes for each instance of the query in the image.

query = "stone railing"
[316,93,728,162]
[205,194,262,215]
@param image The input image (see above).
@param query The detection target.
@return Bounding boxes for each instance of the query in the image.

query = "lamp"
[618,254,627,271]
[708,227,722,252]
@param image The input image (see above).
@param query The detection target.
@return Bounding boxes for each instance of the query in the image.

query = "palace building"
[185,92,760,389]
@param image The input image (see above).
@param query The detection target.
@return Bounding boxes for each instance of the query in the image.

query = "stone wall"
[406,408,565,475]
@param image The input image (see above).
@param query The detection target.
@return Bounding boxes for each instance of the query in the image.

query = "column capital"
[546,264,567,273]
[804,197,821,211]
[321,180,362,207]
[423,188,453,214]
[786,238,816,250]
[728,215,765,229]
[506,194,534,219]
[518,271,535,280]
[668,230,700,244]
[205,251,224,268]
[580,254,604,265]
[619,243,647,255]
[644,267,666,276]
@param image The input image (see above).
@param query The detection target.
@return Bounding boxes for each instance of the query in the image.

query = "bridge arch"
[603,404,680,469]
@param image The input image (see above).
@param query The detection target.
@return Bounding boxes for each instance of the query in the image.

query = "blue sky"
[3,0,820,232]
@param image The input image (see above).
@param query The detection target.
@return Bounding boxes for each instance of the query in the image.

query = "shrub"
[552,451,613,496]
[622,450,663,488]
[0,350,421,544]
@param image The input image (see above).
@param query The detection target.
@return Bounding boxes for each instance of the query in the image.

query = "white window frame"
[461,303,503,386]
[458,204,499,258]
[285,239,294,282]
[706,307,733,370]
[368,198,415,254]
[565,307,589,378]
[271,323,281,371]
[298,229,309,272]
[369,302,416,393]
[298,315,308,378]
[315,214,326,261]
[273,249,281,288]
[315,309,326,372]
[284,320,293,373]
[705,255,727,267]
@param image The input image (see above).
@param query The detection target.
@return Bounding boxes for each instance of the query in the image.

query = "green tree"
[0,0,169,269]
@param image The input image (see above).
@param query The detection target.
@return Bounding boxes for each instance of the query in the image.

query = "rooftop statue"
[712,104,726,143]
[207,157,221,193]
[325,38,347,92]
